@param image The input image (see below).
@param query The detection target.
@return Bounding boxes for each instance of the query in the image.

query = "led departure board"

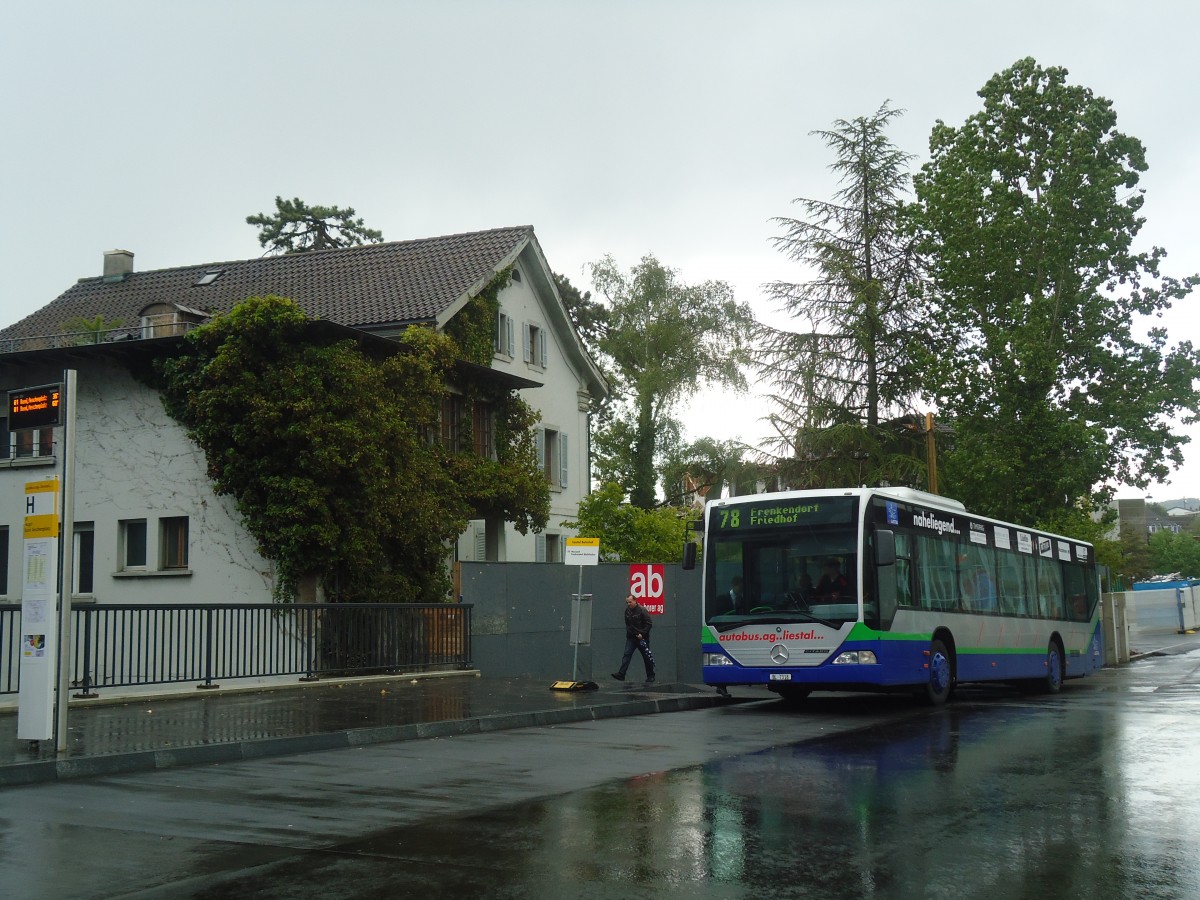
[8,384,61,430]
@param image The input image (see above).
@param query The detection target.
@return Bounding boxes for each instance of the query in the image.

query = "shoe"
[646,676,656,683]
[610,672,625,681]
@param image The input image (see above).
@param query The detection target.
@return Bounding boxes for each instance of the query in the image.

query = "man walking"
[612,594,656,683]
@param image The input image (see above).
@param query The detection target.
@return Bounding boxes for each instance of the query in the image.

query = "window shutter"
[523,323,531,363]
[494,311,503,352]
[535,427,545,475]
[539,328,548,367]
[559,431,568,488]
[474,523,486,561]
[535,533,547,563]
[506,316,515,357]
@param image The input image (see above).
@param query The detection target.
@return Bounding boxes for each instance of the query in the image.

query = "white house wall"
[476,247,592,562]
[0,359,274,607]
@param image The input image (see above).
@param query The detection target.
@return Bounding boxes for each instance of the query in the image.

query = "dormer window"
[138,303,209,338]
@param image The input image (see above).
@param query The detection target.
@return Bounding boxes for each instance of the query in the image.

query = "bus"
[692,486,1103,704]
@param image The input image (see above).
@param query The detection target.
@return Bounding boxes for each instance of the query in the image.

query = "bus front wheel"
[923,638,954,706]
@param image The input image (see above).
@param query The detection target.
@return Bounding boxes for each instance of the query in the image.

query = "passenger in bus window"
[816,559,850,601]
[968,565,996,611]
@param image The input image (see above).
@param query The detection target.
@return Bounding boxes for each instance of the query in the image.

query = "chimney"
[102,249,134,282]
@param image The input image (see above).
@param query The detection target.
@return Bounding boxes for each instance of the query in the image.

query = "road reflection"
[484,693,1200,898]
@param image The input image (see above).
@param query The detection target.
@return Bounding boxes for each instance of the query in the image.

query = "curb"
[0,692,733,788]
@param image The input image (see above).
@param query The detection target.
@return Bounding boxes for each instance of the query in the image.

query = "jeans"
[618,636,655,679]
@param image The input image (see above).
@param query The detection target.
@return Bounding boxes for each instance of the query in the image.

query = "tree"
[553,272,609,350]
[1148,528,1200,578]
[1117,524,1155,585]
[757,103,926,485]
[907,58,1200,527]
[247,196,384,255]
[562,482,696,563]
[587,254,755,509]
[157,295,547,603]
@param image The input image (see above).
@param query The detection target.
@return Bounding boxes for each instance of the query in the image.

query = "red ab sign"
[629,564,665,615]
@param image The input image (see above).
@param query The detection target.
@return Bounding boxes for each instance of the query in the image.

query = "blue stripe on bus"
[703,620,1103,688]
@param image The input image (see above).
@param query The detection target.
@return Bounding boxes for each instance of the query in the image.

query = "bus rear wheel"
[1040,640,1064,694]
[923,638,954,706]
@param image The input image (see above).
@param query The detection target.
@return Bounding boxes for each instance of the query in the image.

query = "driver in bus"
[717,575,747,615]
[815,559,850,601]
[785,572,814,608]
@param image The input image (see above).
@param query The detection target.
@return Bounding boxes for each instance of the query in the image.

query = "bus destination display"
[8,384,62,430]
[713,496,855,531]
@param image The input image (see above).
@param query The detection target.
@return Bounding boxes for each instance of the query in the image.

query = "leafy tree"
[907,58,1200,527]
[587,254,755,509]
[757,103,926,485]
[659,437,751,507]
[553,272,610,350]
[563,482,696,563]
[157,295,547,603]
[1117,524,1155,584]
[1148,529,1200,578]
[247,196,384,255]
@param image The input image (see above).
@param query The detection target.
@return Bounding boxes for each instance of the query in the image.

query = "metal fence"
[0,603,472,696]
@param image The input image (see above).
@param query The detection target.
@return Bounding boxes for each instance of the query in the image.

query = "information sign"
[8,384,62,430]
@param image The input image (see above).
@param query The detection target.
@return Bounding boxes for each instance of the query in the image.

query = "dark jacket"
[624,603,653,640]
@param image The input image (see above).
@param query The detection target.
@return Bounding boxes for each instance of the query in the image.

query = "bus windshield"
[704,497,859,631]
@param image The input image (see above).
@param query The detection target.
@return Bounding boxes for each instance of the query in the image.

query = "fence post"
[73,606,99,699]
[300,605,319,682]
[197,606,220,690]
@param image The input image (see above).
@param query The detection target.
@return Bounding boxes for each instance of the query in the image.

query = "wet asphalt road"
[2,649,1199,899]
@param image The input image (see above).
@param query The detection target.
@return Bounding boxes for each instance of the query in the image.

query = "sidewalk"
[0,672,735,787]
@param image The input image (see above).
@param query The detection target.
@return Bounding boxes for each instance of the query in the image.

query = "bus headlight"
[832,650,878,665]
[705,653,735,666]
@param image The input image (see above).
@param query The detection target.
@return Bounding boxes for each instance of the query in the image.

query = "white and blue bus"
[697,487,1103,703]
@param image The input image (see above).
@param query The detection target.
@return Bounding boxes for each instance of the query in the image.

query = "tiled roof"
[0,226,533,341]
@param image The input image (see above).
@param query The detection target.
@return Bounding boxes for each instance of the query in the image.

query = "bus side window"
[895,533,914,608]
[915,534,958,611]
[1035,556,1064,618]
[1062,561,1092,622]
[996,548,1024,616]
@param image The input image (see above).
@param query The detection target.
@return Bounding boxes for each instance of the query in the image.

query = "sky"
[2,1,1197,502]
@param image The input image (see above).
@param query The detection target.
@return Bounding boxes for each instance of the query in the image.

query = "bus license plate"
[769,673,791,681]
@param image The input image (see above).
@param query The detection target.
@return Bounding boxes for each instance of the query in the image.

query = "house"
[0,226,608,609]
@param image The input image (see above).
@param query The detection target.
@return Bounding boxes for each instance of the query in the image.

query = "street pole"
[56,369,77,753]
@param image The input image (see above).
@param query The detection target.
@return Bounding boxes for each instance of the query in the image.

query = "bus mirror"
[682,541,697,570]
[875,529,896,567]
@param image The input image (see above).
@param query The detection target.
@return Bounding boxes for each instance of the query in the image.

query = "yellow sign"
[566,537,601,547]
[26,478,60,494]
[24,514,59,540]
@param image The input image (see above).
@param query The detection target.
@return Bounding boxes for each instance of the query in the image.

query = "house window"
[74,523,94,595]
[524,322,547,368]
[161,517,189,569]
[536,533,561,563]
[441,394,465,451]
[11,427,54,459]
[473,401,495,459]
[495,311,515,357]
[120,519,148,570]
[536,427,568,489]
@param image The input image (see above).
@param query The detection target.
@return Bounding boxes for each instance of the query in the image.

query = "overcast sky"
[3,1,1197,501]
